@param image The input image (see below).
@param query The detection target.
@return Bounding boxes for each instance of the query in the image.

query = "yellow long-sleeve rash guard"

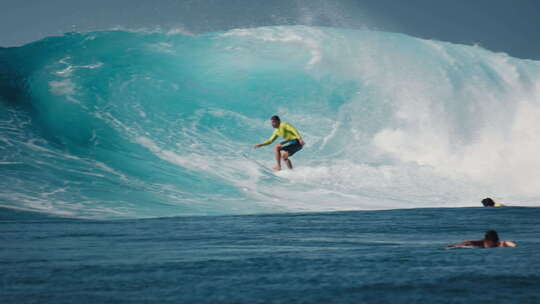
[259,122,301,146]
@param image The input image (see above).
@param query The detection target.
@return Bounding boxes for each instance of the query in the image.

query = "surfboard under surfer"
[253,115,305,171]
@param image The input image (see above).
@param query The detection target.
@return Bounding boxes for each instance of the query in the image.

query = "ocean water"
[1,26,540,218]
[2,207,540,303]
[1,26,540,302]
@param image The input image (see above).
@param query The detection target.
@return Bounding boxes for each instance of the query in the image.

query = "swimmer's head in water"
[482,198,495,207]
[271,115,280,128]
[484,230,500,247]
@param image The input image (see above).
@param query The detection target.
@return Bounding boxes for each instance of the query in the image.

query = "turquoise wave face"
[1,26,540,218]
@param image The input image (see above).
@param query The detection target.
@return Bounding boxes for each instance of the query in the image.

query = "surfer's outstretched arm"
[444,240,482,249]
[254,131,277,149]
[502,241,518,247]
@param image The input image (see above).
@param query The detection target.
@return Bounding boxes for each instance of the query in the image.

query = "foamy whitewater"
[1,26,539,218]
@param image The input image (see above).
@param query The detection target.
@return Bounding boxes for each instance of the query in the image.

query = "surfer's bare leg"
[273,144,282,171]
[282,151,293,169]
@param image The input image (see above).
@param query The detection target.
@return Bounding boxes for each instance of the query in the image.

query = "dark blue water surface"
[2,206,539,303]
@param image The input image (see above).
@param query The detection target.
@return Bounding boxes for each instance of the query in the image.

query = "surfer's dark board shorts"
[280,139,303,157]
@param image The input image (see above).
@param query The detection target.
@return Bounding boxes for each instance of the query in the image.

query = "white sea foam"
[222,26,323,66]
[49,79,76,96]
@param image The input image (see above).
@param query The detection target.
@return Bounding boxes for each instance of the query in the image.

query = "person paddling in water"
[445,230,517,249]
[481,197,505,207]
[253,115,305,171]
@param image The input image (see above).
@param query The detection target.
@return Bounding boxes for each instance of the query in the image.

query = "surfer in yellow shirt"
[253,115,305,171]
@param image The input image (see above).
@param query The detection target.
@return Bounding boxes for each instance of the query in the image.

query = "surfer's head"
[271,115,280,128]
[484,230,500,247]
[482,198,495,207]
